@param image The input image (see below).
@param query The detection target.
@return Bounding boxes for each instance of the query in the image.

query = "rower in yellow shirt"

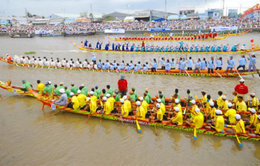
[123,96,132,115]
[221,96,228,111]
[209,101,216,121]
[107,94,116,113]
[232,91,238,106]
[201,91,207,108]
[168,107,183,125]
[233,114,246,134]
[224,103,237,124]
[90,91,97,102]
[149,103,163,123]
[36,80,45,95]
[77,90,87,109]
[217,91,223,109]
[102,97,112,115]
[157,99,166,116]
[246,108,258,129]
[186,100,198,120]
[140,97,148,115]
[254,115,260,135]
[120,99,129,118]
[236,96,247,113]
[88,97,97,113]
[135,101,146,120]
[250,93,259,112]
[186,108,204,129]
[214,110,225,133]
[168,99,182,120]
[69,92,79,110]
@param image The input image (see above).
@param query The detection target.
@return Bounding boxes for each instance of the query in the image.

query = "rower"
[80,84,88,96]
[106,85,113,97]
[232,91,238,105]
[245,108,258,130]
[224,103,237,125]
[43,81,54,96]
[55,82,65,96]
[149,103,163,123]
[231,114,246,134]
[254,115,260,135]
[168,99,182,119]
[36,80,45,95]
[250,93,259,112]
[186,89,194,107]
[200,91,207,108]
[236,96,247,113]
[130,91,136,102]
[186,108,204,129]
[95,86,101,99]
[103,97,112,115]
[107,94,116,114]
[54,89,68,106]
[221,96,228,111]
[225,56,236,73]
[167,107,183,125]
[139,97,148,117]
[120,99,129,118]
[22,80,32,92]
[207,57,215,74]
[145,88,151,103]
[77,90,87,110]
[123,95,132,115]
[237,55,247,71]
[70,83,78,94]
[135,101,146,120]
[157,99,166,118]
[185,100,198,120]
[217,91,223,108]
[208,109,224,133]
[67,92,79,110]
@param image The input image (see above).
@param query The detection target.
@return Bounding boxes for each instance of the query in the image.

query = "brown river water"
[0,33,260,165]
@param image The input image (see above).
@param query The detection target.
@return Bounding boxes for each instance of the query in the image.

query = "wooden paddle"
[210,125,225,133]
[86,103,91,124]
[194,127,197,140]
[215,71,222,78]
[232,126,243,147]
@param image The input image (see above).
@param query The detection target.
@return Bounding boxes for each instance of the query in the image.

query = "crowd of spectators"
[0,17,259,34]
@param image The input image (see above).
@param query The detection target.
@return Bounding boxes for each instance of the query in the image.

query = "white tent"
[124,16,134,22]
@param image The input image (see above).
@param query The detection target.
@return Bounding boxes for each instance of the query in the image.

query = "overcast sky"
[0,0,258,17]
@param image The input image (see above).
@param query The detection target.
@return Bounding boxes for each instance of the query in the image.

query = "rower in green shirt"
[22,80,32,91]
[186,89,194,107]
[95,86,101,99]
[55,82,65,96]
[106,85,113,97]
[145,88,151,103]
[130,90,136,102]
[80,84,88,96]
[70,83,78,94]
[132,88,138,99]
[43,81,54,95]
[159,94,165,105]
[65,86,71,98]
[144,92,150,104]
[114,90,121,102]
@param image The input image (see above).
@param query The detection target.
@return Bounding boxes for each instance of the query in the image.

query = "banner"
[210,26,238,32]
[104,29,125,34]
[148,28,171,31]
[35,30,54,34]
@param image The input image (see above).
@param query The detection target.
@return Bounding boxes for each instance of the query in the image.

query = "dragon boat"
[1,58,259,78]
[27,88,260,142]
[72,42,260,55]
[144,29,252,38]
[108,34,229,42]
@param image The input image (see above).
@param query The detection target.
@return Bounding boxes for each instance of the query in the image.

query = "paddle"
[154,123,158,136]
[210,125,225,133]
[185,70,191,77]
[215,71,222,78]
[236,71,244,80]
[232,126,243,147]
[136,119,142,133]
[100,100,104,123]
[235,134,243,148]
[86,103,91,124]
[248,55,260,77]
[194,127,197,140]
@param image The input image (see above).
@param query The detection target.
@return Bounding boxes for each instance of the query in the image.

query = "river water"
[0,33,260,165]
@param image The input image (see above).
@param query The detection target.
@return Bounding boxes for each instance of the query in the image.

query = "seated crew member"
[54,89,68,106]
[167,107,183,125]
[149,103,163,123]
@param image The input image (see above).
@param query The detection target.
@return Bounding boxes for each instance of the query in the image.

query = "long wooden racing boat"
[0,81,34,97]
[29,89,260,142]
[1,58,258,78]
[108,34,229,42]
[144,29,251,38]
[72,42,260,55]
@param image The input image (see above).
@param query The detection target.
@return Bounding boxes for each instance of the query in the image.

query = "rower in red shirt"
[234,79,248,100]
[118,75,128,96]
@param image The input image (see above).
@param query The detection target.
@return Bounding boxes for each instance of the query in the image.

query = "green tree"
[80,12,88,18]
[104,15,114,21]
[89,13,93,20]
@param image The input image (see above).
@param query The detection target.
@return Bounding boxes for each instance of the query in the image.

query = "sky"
[0,0,258,17]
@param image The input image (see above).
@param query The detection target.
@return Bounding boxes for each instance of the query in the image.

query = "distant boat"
[9,32,35,38]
